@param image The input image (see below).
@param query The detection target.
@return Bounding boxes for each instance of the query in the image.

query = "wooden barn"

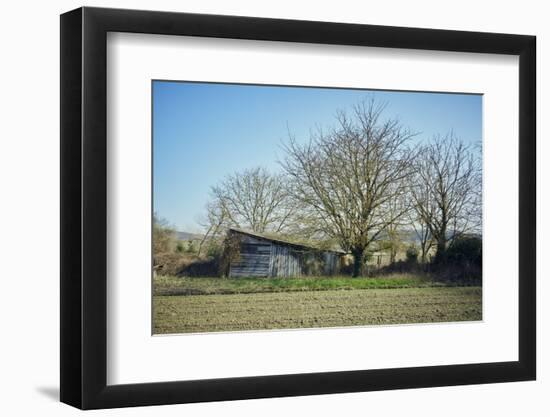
[225,228,346,278]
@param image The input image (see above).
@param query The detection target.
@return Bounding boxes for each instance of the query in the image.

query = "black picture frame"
[60,6,536,410]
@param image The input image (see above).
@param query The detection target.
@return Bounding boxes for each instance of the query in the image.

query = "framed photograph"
[60,6,536,409]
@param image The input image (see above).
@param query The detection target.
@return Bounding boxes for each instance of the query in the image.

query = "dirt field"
[153,286,482,334]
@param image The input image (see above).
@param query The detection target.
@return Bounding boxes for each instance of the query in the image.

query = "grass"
[153,286,482,334]
[153,273,461,296]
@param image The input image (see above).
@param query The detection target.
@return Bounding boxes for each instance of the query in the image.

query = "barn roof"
[228,228,347,254]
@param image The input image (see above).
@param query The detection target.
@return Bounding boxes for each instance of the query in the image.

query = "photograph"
[52,3,539,412]
[152,81,483,335]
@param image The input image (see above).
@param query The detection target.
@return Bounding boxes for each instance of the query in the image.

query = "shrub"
[178,256,220,277]
[432,235,482,283]
[406,245,419,263]
[302,251,325,276]
[154,252,187,276]
[206,240,224,258]
[447,235,482,266]
[186,240,197,254]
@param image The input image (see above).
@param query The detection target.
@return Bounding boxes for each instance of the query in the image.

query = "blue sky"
[153,81,482,232]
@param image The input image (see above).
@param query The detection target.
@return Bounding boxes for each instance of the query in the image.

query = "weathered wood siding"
[323,252,340,275]
[269,245,303,278]
[228,230,343,278]
[229,235,271,277]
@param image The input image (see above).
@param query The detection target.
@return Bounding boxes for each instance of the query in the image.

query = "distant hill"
[375,229,421,243]
[175,231,204,241]
[174,229,477,245]
[174,229,423,243]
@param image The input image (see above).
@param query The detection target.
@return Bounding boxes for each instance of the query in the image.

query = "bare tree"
[379,188,411,263]
[152,214,181,275]
[153,214,175,262]
[280,99,418,277]
[202,167,295,237]
[411,134,482,264]
[197,199,228,256]
[408,192,435,264]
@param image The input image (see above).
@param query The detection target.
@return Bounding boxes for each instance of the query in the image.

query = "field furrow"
[153,287,482,334]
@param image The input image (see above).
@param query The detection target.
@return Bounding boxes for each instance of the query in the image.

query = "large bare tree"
[201,167,295,237]
[410,134,482,264]
[280,99,418,276]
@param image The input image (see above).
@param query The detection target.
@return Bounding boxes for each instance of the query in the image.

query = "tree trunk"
[390,248,396,264]
[434,213,448,265]
[420,247,427,264]
[352,248,365,277]
[434,235,447,265]
[435,240,447,264]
